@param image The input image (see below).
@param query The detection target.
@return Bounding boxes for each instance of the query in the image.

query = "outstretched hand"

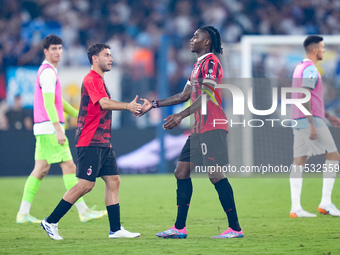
[134,98,153,117]
[127,95,142,114]
[162,113,183,130]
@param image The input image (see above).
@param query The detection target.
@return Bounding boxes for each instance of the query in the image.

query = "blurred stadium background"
[2,0,340,176]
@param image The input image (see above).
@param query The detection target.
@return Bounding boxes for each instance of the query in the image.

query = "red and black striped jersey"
[189,53,228,134]
[75,70,112,147]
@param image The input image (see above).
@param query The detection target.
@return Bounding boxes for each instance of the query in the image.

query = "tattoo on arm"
[158,84,191,107]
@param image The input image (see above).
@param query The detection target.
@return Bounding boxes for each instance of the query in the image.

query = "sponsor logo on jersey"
[205,73,216,79]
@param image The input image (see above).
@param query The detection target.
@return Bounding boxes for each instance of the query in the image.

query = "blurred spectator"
[4,95,33,131]
[64,39,88,66]
[168,0,196,39]
[2,0,340,73]
[0,100,9,130]
[2,0,340,128]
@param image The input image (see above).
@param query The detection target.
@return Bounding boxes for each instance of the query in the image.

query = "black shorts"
[178,130,229,166]
[76,146,119,182]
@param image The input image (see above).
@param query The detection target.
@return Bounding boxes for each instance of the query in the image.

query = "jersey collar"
[89,70,104,78]
[42,60,58,73]
[303,58,314,64]
[197,52,213,62]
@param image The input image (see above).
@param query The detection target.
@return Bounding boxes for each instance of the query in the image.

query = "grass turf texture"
[0,174,339,255]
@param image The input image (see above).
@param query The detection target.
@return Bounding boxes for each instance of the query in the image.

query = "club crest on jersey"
[87,166,93,176]
[191,78,199,87]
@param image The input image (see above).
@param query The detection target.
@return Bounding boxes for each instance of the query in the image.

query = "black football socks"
[174,178,193,230]
[47,199,73,224]
[107,203,120,232]
[214,178,241,231]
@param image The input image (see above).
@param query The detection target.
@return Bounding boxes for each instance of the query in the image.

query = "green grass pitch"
[0,174,339,255]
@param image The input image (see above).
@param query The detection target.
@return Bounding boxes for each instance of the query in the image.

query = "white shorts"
[293,126,337,158]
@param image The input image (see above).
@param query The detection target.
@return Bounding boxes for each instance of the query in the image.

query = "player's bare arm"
[163,82,214,130]
[99,95,141,114]
[52,122,66,145]
[302,88,317,140]
[135,83,192,118]
[325,112,340,128]
[158,83,192,106]
[162,97,201,130]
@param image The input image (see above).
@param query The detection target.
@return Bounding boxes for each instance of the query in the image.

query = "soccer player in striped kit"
[41,43,141,240]
[137,26,243,239]
[290,35,340,217]
[17,35,106,224]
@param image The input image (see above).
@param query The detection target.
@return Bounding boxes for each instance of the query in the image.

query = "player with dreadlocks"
[136,26,243,239]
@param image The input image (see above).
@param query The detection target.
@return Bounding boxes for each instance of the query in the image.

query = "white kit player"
[290,35,340,217]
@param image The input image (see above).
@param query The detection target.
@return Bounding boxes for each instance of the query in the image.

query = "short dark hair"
[199,26,223,55]
[42,35,63,49]
[303,35,323,52]
[87,43,111,64]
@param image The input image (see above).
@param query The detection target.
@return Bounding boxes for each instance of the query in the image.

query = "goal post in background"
[241,35,340,78]
[221,35,340,171]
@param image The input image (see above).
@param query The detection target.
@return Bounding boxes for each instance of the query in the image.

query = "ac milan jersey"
[75,70,112,147]
[189,53,227,134]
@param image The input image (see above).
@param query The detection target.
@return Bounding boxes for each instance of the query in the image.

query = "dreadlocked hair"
[200,26,223,55]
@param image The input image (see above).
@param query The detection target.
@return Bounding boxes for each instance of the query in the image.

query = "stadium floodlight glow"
[201,84,311,116]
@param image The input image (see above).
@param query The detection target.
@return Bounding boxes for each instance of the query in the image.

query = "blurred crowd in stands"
[1,0,340,129]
